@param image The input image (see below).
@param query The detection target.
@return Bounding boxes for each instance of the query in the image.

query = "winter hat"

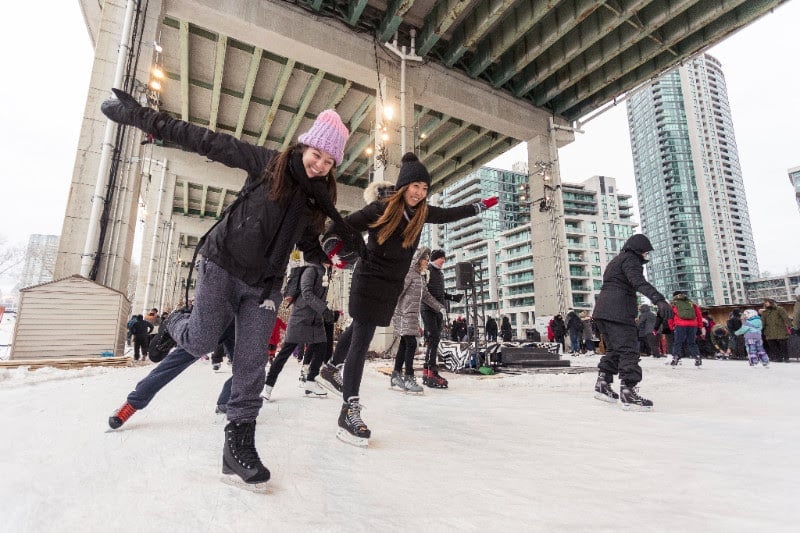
[742,309,758,320]
[430,249,446,262]
[297,110,349,166]
[396,152,431,190]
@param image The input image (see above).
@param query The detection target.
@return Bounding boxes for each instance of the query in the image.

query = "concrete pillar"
[54,0,164,291]
[528,120,572,317]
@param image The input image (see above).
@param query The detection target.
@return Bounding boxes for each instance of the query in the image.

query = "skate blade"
[303,391,328,398]
[220,474,269,493]
[593,392,617,403]
[318,380,342,395]
[620,403,653,412]
[336,428,369,448]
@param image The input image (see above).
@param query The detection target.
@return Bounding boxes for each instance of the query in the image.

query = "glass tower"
[627,53,757,305]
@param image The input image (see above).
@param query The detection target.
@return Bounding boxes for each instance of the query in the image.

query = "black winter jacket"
[151,117,329,292]
[342,201,476,326]
[421,263,457,313]
[130,319,154,337]
[592,234,665,326]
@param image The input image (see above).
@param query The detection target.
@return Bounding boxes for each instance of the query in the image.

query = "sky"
[1,310,799,531]
[0,2,798,291]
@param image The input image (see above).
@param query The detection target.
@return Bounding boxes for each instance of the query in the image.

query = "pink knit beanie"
[297,109,350,166]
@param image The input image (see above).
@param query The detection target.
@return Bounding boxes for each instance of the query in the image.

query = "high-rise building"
[627,53,757,306]
[788,166,800,212]
[19,234,60,289]
[426,166,636,338]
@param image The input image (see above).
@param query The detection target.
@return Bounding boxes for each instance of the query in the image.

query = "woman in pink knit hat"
[101,88,362,490]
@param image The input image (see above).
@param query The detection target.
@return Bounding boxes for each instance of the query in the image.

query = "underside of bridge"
[53,0,783,325]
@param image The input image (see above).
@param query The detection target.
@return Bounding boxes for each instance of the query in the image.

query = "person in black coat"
[500,316,514,342]
[551,314,567,352]
[130,315,154,362]
[421,249,462,376]
[101,89,360,488]
[591,234,672,410]
[320,152,498,445]
[485,316,499,342]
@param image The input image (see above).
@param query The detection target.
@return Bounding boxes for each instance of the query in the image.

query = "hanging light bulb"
[153,41,163,53]
[149,79,162,91]
[365,146,373,155]
[152,66,165,79]
[383,106,394,121]
[381,132,390,142]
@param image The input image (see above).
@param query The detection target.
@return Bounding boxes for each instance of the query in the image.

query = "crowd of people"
[102,90,799,491]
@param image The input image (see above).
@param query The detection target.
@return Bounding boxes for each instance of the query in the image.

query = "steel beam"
[378,0,417,42]
[208,34,228,131]
[442,0,517,67]
[216,188,227,218]
[179,20,190,121]
[235,47,263,138]
[325,80,352,110]
[281,69,326,149]
[417,0,473,56]
[345,0,369,26]
[257,59,295,146]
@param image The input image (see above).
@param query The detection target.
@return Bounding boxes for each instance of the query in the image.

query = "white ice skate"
[303,379,328,398]
[260,384,273,401]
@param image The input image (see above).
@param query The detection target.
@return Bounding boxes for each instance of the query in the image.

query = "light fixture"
[419,132,427,139]
[149,79,162,91]
[152,66,165,79]
[383,106,394,121]
[381,132,390,142]
[154,41,163,53]
[365,146,373,155]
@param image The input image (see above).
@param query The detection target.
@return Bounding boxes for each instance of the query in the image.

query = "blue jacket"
[735,316,762,336]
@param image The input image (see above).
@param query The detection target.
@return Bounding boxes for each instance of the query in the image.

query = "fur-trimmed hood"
[363,180,396,204]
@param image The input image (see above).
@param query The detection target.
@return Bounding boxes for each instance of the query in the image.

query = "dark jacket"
[485,317,498,335]
[566,312,583,336]
[761,301,791,340]
[500,318,513,341]
[421,263,457,313]
[551,316,567,337]
[340,201,476,326]
[637,305,658,338]
[152,116,330,292]
[284,263,330,344]
[130,319,154,337]
[592,234,665,326]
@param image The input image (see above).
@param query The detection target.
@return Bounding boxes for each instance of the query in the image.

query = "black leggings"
[421,309,442,369]
[266,341,325,387]
[394,335,417,375]
[331,320,377,401]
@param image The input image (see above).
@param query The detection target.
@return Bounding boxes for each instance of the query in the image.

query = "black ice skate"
[108,401,137,429]
[422,368,448,389]
[619,383,654,412]
[337,397,371,448]
[694,356,702,367]
[319,363,344,394]
[222,421,270,491]
[593,373,619,403]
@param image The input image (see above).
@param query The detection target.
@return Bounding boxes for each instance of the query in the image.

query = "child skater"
[319,152,497,446]
[735,309,769,367]
[391,247,444,394]
[101,88,361,489]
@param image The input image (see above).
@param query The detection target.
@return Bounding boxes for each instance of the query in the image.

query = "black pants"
[267,341,325,387]
[323,321,335,364]
[420,309,442,369]
[133,334,150,361]
[394,335,417,375]
[596,320,642,385]
[765,338,788,361]
[331,320,377,401]
[210,344,227,365]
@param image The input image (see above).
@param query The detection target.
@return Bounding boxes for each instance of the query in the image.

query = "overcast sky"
[1,2,798,291]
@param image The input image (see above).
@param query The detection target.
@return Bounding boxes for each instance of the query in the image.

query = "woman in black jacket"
[101,89,358,489]
[319,153,497,446]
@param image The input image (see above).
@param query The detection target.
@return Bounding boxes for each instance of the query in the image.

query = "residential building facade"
[19,234,60,289]
[627,53,758,306]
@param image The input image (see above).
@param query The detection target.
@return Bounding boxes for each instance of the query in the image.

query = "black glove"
[452,293,463,303]
[655,300,673,320]
[101,88,168,136]
[341,228,367,261]
[322,308,336,324]
[333,310,341,322]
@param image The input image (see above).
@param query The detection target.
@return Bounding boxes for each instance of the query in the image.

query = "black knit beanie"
[395,152,431,190]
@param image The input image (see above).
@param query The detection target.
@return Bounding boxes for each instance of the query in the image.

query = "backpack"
[283,266,307,301]
[674,299,696,320]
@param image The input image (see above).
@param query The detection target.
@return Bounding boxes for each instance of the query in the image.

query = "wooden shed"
[10,275,131,360]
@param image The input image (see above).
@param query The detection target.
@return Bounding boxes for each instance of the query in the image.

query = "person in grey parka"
[391,247,443,393]
[262,251,336,400]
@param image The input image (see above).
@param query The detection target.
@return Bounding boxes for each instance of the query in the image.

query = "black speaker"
[455,262,475,290]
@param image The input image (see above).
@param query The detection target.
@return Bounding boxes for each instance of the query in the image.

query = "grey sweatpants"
[169,258,280,422]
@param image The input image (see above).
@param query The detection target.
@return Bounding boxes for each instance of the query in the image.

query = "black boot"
[619,382,654,411]
[222,421,270,486]
[593,373,619,403]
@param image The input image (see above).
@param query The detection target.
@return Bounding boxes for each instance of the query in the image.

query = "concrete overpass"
[55,0,785,320]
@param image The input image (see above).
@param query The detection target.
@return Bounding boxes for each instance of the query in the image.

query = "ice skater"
[101,88,360,489]
[318,152,497,446]
[735,309,769,367]
[390,247,443,394]
[592,234,672,410]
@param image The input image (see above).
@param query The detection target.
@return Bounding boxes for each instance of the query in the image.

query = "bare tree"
[0,236,25,279]
[127,263,139,301]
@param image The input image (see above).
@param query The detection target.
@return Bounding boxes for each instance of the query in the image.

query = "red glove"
[482,197,498,209]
